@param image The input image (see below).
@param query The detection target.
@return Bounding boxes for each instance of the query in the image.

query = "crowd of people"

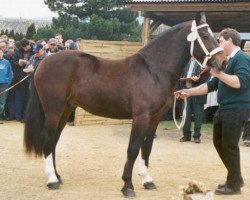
[0,34,81,125]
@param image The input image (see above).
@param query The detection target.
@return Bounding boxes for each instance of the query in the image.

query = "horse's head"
[187,12,227,70]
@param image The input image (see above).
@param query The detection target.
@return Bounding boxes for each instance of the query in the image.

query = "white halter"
[187,20,224,69]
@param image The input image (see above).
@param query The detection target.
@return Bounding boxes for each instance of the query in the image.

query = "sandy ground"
[0,121,249,200]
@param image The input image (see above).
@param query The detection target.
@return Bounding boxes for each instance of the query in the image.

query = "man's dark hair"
[219,28,241,46]
[20,38,30,47]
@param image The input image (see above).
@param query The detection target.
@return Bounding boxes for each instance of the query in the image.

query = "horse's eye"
[202,35,209,40]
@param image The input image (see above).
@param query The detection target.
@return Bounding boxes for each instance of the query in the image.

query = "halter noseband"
[187,20,224,69]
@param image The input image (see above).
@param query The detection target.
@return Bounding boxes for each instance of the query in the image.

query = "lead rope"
[173,96,187,130]
[0,73,33,95]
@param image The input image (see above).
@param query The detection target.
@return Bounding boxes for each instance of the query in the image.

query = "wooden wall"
[74,40,143,126]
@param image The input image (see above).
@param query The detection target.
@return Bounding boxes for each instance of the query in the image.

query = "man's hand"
[190,75,200,81]
[174,90,189,99]
[210,68,222,78]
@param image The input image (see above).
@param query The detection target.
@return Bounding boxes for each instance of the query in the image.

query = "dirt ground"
[0,121,249,200]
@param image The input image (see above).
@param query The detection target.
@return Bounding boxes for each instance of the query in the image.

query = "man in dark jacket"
[10,38,33,121]
[175,28,250,195]
[179,60,210,143]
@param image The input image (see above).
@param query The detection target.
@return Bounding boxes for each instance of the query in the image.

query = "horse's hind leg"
[44,107,71,189]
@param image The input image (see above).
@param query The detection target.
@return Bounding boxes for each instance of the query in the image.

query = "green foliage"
[39,0,142,42]
[26,23,36,39]
[1,1,142,42]
[0,29,24,41]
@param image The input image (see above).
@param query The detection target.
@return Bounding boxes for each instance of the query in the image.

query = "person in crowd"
[47,38,60,55]
[69,42,78,50]
[4,46,16,121]
[65,39,74,50]
[76,38,82,50]
[55,33,64,50]
[23,43,47,73]
[11,38,33,122]
[7,38,15,48]
[179,60,210,143]
[0,48,13,124]
[175,28,250,195]
[0,40,8,53]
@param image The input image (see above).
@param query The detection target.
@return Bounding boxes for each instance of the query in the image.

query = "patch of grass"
[159,120,213,135]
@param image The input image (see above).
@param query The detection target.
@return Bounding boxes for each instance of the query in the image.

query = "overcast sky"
[0,0,58,19]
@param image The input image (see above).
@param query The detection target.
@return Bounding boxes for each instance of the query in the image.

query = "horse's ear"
[195,12,206,25]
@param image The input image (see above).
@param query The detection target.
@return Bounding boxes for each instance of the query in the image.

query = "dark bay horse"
[24,13,226,197]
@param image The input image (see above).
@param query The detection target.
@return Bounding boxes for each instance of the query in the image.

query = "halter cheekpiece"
[187,20,224,69]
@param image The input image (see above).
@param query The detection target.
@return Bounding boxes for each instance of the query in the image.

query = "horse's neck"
[139,25,191,79]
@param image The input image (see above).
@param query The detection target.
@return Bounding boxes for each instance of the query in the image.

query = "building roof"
[124,0,250,32]
[124,0,249,3]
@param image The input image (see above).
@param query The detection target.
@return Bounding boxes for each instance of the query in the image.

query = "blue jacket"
[0,59,13,84]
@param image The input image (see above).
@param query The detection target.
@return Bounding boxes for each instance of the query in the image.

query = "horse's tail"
[24,78,45,157]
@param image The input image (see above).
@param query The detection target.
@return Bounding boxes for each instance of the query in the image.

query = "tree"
[44,0,126,21]
[26,23,36,39]
[41,0,142,41]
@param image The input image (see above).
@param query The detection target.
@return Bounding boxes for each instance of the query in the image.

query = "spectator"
[0,40,8,53]
[0,48,13,124]
[11,38,34,122]
[8,38,15,48]
[55,33,64,50]
[4,46,16,121]
[69,42,78,50]
[65,39,74,50]
[76,38,82,50]
[179,60,210,143]
[175,28,250,195]
[23,43,47,73]
[47,38,60,55]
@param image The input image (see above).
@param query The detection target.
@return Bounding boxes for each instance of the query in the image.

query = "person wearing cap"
[47,38,60,55]
[69,42,78,50]
[23,43,47,73]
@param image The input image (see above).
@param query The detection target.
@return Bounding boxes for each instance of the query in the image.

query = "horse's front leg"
[121,115,150,197]
[139,127,157,190]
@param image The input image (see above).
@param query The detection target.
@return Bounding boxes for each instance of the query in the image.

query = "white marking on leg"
[45,153,58,183]
[138,158,153,184]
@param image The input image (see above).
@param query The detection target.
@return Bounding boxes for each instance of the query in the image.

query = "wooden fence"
[74,40,143,126]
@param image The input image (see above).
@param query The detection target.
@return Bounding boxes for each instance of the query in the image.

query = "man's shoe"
[218,182,244,189]
[193,138,201,143]
[179,137,191,142]
[243,140,250,147]
[6,117,15,121]
[23,65,35,73]
[215,185,241,195]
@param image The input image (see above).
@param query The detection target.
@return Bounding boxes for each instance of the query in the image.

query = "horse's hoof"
[121,187,136,198]
[58,177,63,184]
[47,182,60,190]
[143,182,157,190]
